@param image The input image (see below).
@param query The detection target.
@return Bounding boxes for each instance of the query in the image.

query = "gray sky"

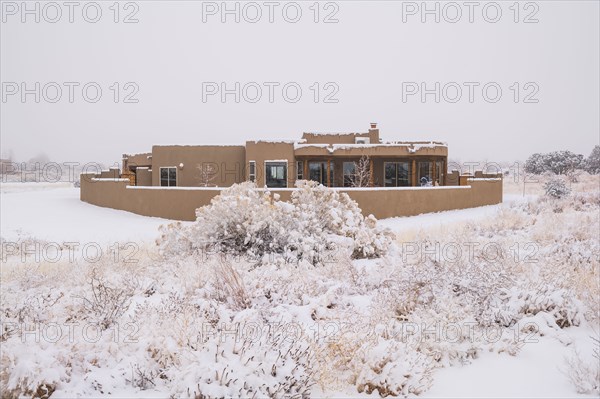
[1,0,599,165]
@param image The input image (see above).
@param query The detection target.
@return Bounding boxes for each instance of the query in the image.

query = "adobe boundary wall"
[80,174,502,221]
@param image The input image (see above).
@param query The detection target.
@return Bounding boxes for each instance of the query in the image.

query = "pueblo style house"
[121,123,450,189]
[82,123,501,221]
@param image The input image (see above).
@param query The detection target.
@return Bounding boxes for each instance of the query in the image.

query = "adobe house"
[82,123,502,220]
[121,123,450,189]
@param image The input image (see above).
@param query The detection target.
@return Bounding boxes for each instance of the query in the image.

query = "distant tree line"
[525,145,600,175]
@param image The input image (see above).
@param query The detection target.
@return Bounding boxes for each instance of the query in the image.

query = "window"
[435,161,444,186]
[418,161,433,186]
[384,162,410,187]
[249,161,256,182]
[265,162,287,188]
[308,161,334,187]
[296,161,303,180]
[160,167,177,187]
[343,162,356,187]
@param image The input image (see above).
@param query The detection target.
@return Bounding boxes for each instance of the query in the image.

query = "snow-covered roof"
[303,132,368,136]
[247,139,297,144]
[295,141,447,152]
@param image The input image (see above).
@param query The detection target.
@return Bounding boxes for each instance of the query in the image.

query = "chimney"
[368,122,380,143]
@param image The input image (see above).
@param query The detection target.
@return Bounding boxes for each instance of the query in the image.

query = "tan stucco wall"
[99,169,120,179]
[294,144,447,158]
[446,170,460,186]
[123,152,152,171]
[245,141,296,187]
[343,179,502,219]
[301,129,380,145]
[81,174,502,221]
[136,168,152,186]
[151,145,246,187]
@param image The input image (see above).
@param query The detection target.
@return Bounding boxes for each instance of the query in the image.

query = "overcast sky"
[1,0,598,165]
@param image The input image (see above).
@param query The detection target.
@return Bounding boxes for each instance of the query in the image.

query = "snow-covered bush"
[289,180,392,260]
[210,260,250,310]
[76,269,134,330]
[490,284,584,329]
[564,335,600,394]
[173,325,316,398]
[157,181,392,265]
[354,339,433,397]
[544,177,571,199]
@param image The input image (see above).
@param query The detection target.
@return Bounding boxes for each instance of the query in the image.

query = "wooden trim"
[411,160,416,186]
[327,160,331,187]
[304,160,308,181]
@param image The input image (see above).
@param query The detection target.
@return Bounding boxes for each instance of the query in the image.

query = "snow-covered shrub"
[172,324,316,398]
[156,181,392,265]
[544,177,571,199]
[76,269,134,330]
[354,339,433,397]
[564,335,600,394]
[210,260,250,310]
[489,284,584,329]
[289,180,392,260]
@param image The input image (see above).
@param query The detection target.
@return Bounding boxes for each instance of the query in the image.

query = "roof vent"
[355,137,370,144]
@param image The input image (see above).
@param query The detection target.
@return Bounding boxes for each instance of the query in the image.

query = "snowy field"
[1,180,598,398]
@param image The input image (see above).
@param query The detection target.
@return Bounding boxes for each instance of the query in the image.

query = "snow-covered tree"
[584,145,600,174]
[196,162,218,187]
[525,151,584,175]
[524,153,546,174]
[348,156,372,187]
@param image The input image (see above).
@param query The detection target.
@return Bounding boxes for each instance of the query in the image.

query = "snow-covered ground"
[1,182,168,244]
[1,181,598,398]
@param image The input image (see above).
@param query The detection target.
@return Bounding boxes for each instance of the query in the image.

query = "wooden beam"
[304,160,308,181]
[411,159,417,186]
[370,158,374,187]
[327,160,331,187]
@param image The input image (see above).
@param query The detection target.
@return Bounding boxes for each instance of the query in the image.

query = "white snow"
[425,327,599,399]
[1,181,598,398]
[0,182,168,244]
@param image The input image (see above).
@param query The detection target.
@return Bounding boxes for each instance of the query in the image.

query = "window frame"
[343,161,356,187]
[248,160,256,182]
[159,166,177,187]
[418,161,433,186]
[384,161,411,187]
[308,161,334,187]
[264,161,288,188]
[296,160,303,181]
[435,160,444,186]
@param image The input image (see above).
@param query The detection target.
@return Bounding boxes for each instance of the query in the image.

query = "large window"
[308,161,334,187]
[343,162,356,187]
[160,167,177,187]
[384,162,411,187]
[265,162,287,188]
[418,161,433,186]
